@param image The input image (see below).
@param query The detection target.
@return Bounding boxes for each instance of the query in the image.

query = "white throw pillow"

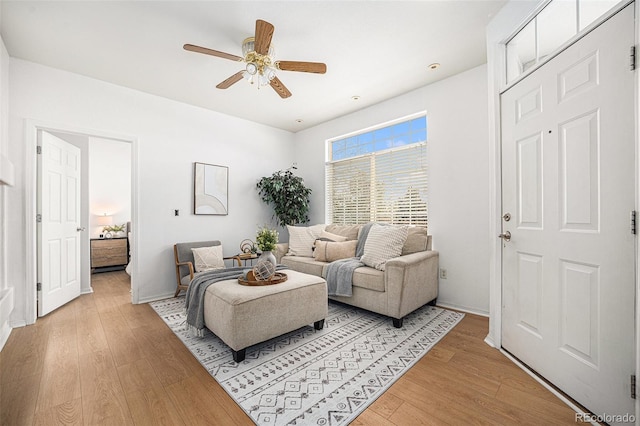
[191,245,225,272]
[286,224,326,257]
[361,224,409,271]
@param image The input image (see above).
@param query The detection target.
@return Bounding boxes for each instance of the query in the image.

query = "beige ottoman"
[203,269,328,362]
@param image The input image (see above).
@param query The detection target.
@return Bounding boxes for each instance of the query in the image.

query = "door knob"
[76,227,86,232]
[498,231,511,242]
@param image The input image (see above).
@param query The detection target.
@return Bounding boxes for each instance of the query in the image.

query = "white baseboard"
[436,301,489,317]
[137,291,176,305]
[0,321,11,352]
[0,287,14,351]
[484,335,497,348]
[81,287,94,295]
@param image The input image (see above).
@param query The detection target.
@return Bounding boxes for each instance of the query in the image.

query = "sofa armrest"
[275,243,289,263]
[384,250,439,318]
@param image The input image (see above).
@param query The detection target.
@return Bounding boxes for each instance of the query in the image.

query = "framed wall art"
[194,162,228,215]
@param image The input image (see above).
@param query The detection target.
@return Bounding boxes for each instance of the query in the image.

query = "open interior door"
[38,131,82,316]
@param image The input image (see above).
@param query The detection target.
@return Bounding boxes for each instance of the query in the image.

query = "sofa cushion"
[324,224,361,240]
[286,224,326,257]
[352,266,385,292]
[313,240,358,262]
[402,226,428,255]
[281,255,327,277]
[361,224,409,271]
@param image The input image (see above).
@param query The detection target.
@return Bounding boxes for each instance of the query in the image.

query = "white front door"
[38,131,82,316]
[501,4,635,420]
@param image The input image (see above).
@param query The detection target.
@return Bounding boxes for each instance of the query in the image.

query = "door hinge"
[36,145,42,155]
[36,213,42,223]
[631,375,636,399]
[36,282,41,291]
[631,211,637,234]
[631,46,636,71]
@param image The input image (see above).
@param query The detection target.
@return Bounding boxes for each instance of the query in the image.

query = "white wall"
[294,64,491,315]
[88,137,131,239]
[0,32,14,350]
[7,59,295,326]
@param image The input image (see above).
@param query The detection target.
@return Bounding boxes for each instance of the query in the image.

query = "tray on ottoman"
[238,271,288,286]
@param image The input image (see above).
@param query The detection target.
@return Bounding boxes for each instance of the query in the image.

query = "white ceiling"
[1,1,508,132]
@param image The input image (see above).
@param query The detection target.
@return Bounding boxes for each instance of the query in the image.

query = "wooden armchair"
[173,241,240,297]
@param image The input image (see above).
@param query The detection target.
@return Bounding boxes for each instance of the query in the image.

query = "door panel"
[501,4,634,420]
[39,131,82,316]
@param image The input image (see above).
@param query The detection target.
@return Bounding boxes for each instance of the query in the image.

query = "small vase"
[259,250,277,267]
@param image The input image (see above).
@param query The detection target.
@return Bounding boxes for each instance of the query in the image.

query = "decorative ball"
[253,260,276,281]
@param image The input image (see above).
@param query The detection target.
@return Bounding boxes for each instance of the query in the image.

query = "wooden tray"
[238,271,288,286]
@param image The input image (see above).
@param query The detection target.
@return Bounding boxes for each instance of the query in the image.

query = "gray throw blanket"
[184,266,249,337]
[325,223,375,297]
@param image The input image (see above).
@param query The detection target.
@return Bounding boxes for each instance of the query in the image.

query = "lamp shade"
[96,214,113,227]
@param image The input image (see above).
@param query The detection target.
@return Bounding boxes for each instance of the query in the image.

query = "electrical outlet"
[439,268,447,279]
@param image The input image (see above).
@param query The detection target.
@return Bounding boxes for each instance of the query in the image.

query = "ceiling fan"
[184,19,327,99]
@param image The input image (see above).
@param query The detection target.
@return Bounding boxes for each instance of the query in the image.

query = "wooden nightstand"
[91,237,128,272]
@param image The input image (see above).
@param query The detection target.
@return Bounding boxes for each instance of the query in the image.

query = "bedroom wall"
[7,58,295,327]
[88,137,131,239]
[293,64,491,315]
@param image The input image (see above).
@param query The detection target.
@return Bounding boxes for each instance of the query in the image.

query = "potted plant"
[103,223,126,238]
[256,225,278,266]
[256,169,312,227]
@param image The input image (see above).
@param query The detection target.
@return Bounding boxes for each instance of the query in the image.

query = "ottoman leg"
[392,317,403,328]
[232,348,246,363]
[314,319,325,330]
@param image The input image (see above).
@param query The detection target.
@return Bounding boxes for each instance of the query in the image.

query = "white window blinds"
[326,142,427,226]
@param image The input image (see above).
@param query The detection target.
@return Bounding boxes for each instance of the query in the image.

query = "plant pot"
[258,250,277,267]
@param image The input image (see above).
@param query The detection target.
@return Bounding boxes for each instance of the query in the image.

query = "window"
[326,115,428,226]
[506,0,620,84]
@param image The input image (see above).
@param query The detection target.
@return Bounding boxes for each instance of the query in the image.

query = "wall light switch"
[175,209,179,216]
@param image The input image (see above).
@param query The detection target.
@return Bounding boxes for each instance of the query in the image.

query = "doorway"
[26,121,137,323]
[500,4,635,420]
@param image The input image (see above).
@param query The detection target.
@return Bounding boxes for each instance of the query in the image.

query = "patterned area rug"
[150,297,464,425]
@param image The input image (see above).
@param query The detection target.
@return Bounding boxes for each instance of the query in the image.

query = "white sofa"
[275,224,439,328]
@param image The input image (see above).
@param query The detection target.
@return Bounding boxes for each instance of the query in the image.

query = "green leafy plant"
[103,224,126,233]
[256,226,279,252]
[256,170,312,227]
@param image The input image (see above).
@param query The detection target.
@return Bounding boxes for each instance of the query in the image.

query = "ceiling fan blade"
[276,61,327,74]
[254,19,275,55]
[216,71,244,89]
[269,76,292,98]
[184,44,243,62]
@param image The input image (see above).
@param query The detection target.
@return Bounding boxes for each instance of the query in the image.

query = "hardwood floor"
[1,271,579,425]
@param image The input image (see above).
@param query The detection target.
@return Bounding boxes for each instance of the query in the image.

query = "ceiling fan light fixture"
[246,62,258,75]
[242,37,254,57]
[185,19,326,99]
[242,37,274,57]
[265,68,276,81]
